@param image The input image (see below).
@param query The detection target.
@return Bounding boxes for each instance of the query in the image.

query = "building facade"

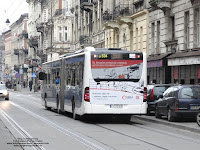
[148,0,200,84]
[2,30,12,82]
[0,34,5,82]
[103,0,149,54]
[10,13,29,83]
[71,0,105,50]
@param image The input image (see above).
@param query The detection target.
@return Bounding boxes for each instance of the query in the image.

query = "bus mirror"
[39,72,46,80]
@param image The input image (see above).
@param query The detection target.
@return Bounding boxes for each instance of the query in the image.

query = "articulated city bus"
[39,47,147,121]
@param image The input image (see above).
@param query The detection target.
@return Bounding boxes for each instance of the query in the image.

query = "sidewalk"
[9,87,41,96]
[131,115,200,133]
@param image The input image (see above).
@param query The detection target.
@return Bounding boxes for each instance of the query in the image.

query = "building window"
[151,23,155,52]
[156,21,160,54]
[64,27,67,42]
[58,26,62,42]
[185,11,190,49]
[140,27,143,51]
[195,8,200,47]
[136,28,138,50]
[171,16,175,40]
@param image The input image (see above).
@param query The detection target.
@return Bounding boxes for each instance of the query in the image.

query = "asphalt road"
[0,91,200,150]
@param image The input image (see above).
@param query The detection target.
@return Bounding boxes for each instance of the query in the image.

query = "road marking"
[10,101,106,150]
[0,107,46,150]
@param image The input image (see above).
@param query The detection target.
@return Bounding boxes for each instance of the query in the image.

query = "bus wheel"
[72,101,79,120]
[57,96,61,114]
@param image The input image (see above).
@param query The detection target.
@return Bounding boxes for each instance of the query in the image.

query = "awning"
[147,53,171,61]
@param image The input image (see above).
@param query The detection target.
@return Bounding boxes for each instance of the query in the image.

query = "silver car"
[0,84,9,100]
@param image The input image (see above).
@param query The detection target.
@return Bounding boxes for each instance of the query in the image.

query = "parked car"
[197,110,200,126]
[147,84,173,114]
[155,85,200,121]
[0,84,9,100]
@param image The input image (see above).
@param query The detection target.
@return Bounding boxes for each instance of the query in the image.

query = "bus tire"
[72,100,79,120]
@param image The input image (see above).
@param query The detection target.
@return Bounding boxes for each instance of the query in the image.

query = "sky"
[0,0,29,33]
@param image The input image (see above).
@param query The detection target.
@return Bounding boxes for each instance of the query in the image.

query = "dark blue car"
[155,85,200,121]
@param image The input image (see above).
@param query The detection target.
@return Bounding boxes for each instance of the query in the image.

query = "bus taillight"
[143,87,147,102]
[84,87,90,102]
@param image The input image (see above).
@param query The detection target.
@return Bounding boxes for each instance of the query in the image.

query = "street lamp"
[5,19,10,26]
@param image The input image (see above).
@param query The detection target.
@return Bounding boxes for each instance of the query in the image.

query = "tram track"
[7,100,169,150]
[0,107,45,150]
[8,93,200,150]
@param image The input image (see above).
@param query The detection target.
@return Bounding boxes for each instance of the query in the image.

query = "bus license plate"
[110,104,123,109]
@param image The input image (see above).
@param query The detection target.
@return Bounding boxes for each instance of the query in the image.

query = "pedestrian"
[29,80,33,91]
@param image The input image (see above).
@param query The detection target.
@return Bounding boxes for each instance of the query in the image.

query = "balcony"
[23,49,28,55]
[14,49,19,55]
[149,0,172,15]
[36,23,45,33]
[14,65,19,72]
[80,0,93,12]
[79,35,91,46]
[54,9,67,17]
[29,36,38,48]
[22,30,28,38]
[103,10,114,22]
[114,4,133,19]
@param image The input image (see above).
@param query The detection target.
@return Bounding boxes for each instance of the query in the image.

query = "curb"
[131,115,200,134]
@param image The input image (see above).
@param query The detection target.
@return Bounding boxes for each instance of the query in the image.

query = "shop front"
[168,51,200,84]
[147,53,172,84]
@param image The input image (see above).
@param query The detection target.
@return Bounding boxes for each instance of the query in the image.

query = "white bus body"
[40,47,147,119]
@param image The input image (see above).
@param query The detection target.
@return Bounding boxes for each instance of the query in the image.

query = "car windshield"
[0,84,6,90]
[180,87,200,99]
[154,86,170,96]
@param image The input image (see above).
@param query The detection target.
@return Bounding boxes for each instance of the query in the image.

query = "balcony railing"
[54,9,68,16]
[22,30,28,38]
[14,49,19,55]
[79,35,91,45]
[36,23,45,32]
[114,4,133,18]
[103,10,114,21]
[29,36,38,47]
[80,0,88,4]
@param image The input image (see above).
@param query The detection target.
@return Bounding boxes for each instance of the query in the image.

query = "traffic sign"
[15,73,20,78]
[19,69,23,74]
[32,73,37,78]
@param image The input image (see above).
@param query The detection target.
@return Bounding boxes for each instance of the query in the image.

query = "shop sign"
[168,56,200,66]
[147,60,163,68]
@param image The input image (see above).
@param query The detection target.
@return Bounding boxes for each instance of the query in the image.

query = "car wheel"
[196,111,200,126]
[72,100,79,120]
[167,109,175,122]
[5,97,9,100]
[155,107,161,118]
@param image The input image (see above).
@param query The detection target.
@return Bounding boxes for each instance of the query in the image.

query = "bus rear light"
[84,87,90,102]
[143,87,147,102]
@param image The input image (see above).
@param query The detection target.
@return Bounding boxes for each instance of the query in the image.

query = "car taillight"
[84,87,90,102]
[150,88,154,100]
[175,99,179,111]
[143,87,147,102]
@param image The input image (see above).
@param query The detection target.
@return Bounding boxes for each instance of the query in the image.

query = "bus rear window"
[91,53,143,81]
